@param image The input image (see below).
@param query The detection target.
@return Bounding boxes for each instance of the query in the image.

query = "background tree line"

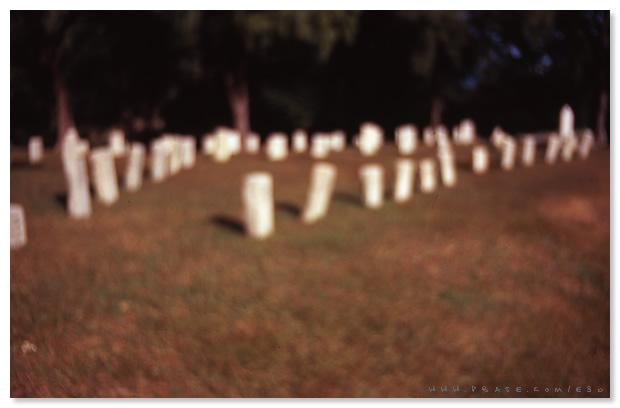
[10,10,610,148]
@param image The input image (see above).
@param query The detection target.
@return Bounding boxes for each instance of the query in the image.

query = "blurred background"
[10,10,610,147]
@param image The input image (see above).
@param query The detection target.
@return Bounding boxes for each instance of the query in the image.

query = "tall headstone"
[559,104,575,142]
[124,142,146,192]
[395,124,418,155]
[545,134,561,165]
[310,133,330,159]
[521,135,536,167]
[265,133,289,161]
[419,158,438,194]
[359,164,384,209]
[393,158,415,203]
[150,139,169,182]
[301,162,338,224]
[438,151,457,187]
[181,136,196,169]
[89,147,119,205]
[10,203,27,250]
[28,136,44,164]
[292,130,308,153]
[501,137,517,171]
[578,129,595,160]
[61,128,92,219]
[423,126,436,147]
[168,137,183,175]
[245,132,261,154]
[108,128,127,158]
[242,172,275,240]
[457,119,476,145]
[329,131,346,152]
[359,122,383,156]
[213,129,232,163]
[472,145,490,174]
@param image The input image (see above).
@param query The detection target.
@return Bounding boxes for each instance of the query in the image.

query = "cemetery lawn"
[10,145,610,397]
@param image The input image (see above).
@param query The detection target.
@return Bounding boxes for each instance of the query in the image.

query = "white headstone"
[89,147,119,205]
[578,129,595,160]
[242,172,275,240]
[472,145,489,175]
[108,128,127,157]
[124,142,146,192]
[359,122,383,156]
[310,133,330,159]
[61,128,92,219]
[168,137,183,175]
[395,124,417,155]
[28,136,44,164]
[150,139,169,182]
[181,136,196,169]
[438,151,457,187]
[359,164,384,209]
[213,129,232,163]
[423,126,435,147]
[545,134,561,165]
[10,203,27,250]
[561,135,578,162]
[559,104,575,141]
[329,131,346,152]
[245,132,261,154]
[419,158,438,194]
[457,119,476,145]
[501,137,517,171]
[292,130,308,153]
[393,158,415,203]
[228,130,242,155]
[301,162,338,224]
[521,135,536,167]
[491,126,506,149]
[265,133,289,161]
[202,134,216,155]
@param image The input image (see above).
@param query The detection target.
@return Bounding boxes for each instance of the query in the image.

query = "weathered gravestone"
[545,134,561,165]
[292,130,308,153]
[61,128,92,219]
[213,129,232,163]
[265,133,289,161]
[150,139,169,182]
[181,136,196,169]
[393,158,415,203]
[228,130,242,155]
[578,129,595,160]
[310,133,330,159]
[242,172,275,240]
[28,136,44,164]
[395,124,418,155]
[457,119,476,145]
[124,142,146,192]
[559,104,575,142]
[245,132,261,154]
[472,145,490,175]
[202,134,216,156]
[521,135,537,167]
[167,136,183,175]
[491,126,506,149]
[301,162,338,224]
[419,158,438,194]
[359,164,384,209]
[359,122,383,156]
[108,128,127,158]
[10,203,27,250]
[501,137,517,171]
[330,131,346,152]
[438,150,457,187]
[561,135,578,162]
[89,147,119,205]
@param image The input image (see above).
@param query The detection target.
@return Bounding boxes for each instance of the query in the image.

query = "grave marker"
[359,164,384,209]
[89,147,119,205]
[393,158,415,203]
[578,129,595,160]
[10,203,27,250]
[124,142,146,192]
[301,162,338,224]
[472,145,490,174]
[242,172,275,239]
[265,133,289,161]
[419,158,438,193]
[521,135,536,167]
[545,134,561,164]
[395,124,417,155]
[28,136,44,164]
[292,130,308,153]
[61,128,92,219]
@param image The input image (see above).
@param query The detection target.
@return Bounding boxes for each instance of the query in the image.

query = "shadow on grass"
[333,191,362,207]
[275,201,301,217]
[209,214,245,234]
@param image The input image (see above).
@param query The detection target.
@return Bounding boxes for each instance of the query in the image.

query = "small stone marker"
[472,145,490,174]
[61,128,92,219]
[561,135,578,162]
[559,104,575,142]
[359,122,383,156]
[329,131,346,152]
[578,129,595,160]
[150,139,169,182]
[242,172,275,240]
[181,136,196,169]
[292,130,308,153]
[423,126,436,147]
[419,158,438,194]
[124,142,146,192]
[228,130,242,155]
[89,147,119,205]
[393,158,415,203]
[310,133,330,159]
[213,129,232,163]
[301,162,338,224]
[457,119,476,145]
[202,134,215,155]
[359,164,384,209]
[265,133,289,161]
[245,132,261,154]
[545,134,561,165]
[10,203,27,250]
[438,151,457,187]
[500,137,517,171]
[108,128,127,157]
[395,124,418,155]
[521,135,536,167]
[28,136,44,164]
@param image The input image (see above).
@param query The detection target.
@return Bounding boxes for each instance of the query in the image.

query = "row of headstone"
[150,134,196,181]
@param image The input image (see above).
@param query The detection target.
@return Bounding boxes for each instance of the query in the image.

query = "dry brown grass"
[10,143,609,397]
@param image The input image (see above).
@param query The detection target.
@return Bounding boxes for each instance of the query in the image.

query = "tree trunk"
[430,96,443,127]
[596,90,608,146]
[225,66,250,137]
[53,70,75,151]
